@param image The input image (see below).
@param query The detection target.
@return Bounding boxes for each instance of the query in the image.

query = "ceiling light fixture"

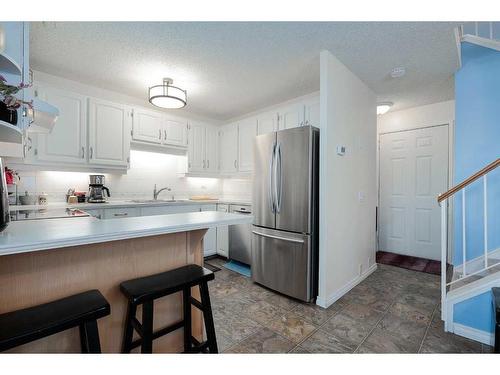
[390,67,406,78]
[377,102,393,115]
[148,78,187,109]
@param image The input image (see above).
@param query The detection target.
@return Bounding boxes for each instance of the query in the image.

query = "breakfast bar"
[0,211,252,353]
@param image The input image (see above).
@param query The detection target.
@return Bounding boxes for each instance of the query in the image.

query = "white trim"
[316,263,377,308]
[462,34,500,52]
[452,323,495,346]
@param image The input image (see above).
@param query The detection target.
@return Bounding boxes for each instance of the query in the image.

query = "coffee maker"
[88,175,110,203]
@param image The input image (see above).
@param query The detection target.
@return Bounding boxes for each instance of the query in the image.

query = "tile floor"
[206,258,493,353]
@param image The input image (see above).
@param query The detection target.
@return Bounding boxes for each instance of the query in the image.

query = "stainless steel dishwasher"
[228,204,252,265]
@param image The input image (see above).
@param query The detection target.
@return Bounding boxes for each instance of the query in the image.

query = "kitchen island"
[0,211,252,353]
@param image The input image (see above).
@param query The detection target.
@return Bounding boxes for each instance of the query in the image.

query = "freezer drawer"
[251,226,312,302]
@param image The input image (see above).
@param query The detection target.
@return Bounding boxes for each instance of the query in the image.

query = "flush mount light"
[377,102,393,115]
[148,78,187,109]
[390,67,406,78]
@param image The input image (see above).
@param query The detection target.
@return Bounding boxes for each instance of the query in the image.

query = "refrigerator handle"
[252,230,305,244]
[275,142,283,213]
[269,142,276,213]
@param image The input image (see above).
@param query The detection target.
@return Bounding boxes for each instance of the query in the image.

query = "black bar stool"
[120,264,218,354]
[0,290,110,353]
[493,287,500,353]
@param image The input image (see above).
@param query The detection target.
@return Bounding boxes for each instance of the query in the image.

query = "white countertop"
[9,198,252,211]
[0,211,253,257]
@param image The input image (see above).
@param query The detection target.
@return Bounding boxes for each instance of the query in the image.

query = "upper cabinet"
[164,117,187,147]
[257,111,278,135]
[277,102,303,130]
[88,98,131,167]
[131,109,187,149]
[303,96,320,127]
[219,124,238,174]
[186,122,219,175]
[205,126,219,174]
[132,108,163,144]
[237,118,257,173]
[34,86,88,165]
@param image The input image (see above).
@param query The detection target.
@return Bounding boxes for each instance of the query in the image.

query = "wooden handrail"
[438,158,500,203]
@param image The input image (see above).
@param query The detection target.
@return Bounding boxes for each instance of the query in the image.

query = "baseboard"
[452,323,495,346]
[316,263,378,308]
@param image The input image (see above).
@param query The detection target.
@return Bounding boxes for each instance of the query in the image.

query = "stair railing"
[438,158,500,322]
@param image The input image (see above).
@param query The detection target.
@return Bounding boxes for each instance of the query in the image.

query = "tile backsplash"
[7,149,253,203]
[8,150,223,203]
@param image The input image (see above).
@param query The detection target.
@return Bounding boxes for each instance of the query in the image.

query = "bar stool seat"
[120,264,218,354]
[0,290,110,353]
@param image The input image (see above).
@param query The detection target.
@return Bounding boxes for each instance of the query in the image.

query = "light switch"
[336,145,346,156]
[358,191,365,202]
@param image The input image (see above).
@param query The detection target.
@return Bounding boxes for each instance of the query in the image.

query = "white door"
[35,86,87,164]
[304,96,320,127]
[187,122,206,173]
[257,112,277,135]
[164,117,187,147]
[379,125,448,261]
[205,126,219,173]
[238,118,257,172]
[278,103,303,130]
[132,108,163,144]
[88,98,131,167]
[219,124,238,174]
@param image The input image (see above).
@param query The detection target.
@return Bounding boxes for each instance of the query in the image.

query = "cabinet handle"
[159,129,162,139]
[234,160,237,168]
[113,213,128,217]
[203,160,206,169]
[82,146,85,159]
[164,129,167,140]
[207,160,210,169]
[90,147,93,159]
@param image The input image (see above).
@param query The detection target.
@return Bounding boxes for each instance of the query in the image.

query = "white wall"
[9,150,222,203]
[317,50,377,308]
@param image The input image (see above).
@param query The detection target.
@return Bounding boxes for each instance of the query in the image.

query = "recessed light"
[390,67,406,78]
[377,102,393,115]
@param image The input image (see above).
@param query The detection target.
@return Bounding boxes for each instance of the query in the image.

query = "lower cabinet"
[103,207,138,219]
[216,204,229,258]
[200,205,217,257]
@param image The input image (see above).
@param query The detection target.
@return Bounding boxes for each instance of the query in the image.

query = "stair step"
[448,262,500,294]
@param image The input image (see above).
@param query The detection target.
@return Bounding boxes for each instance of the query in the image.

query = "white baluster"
[484,175,488,268]
[462,189,467,276]
[441,201,447,322]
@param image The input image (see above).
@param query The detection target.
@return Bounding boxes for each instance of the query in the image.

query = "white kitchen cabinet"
[277,102,303,130]
[257,112,277,135]
[164,117,187,147]
[187,122,206,173]
[216,204,229,257]
[218,124,238,174]
[132,108,163,144]
[304,96,320,127]
[139,204,200,217]
[201,205,217,256]
[84,209,104,220]
[237,118,257,173]
[88,98,131,167]
[205,126,219,174]
[103,207,139,219]
[35,86,88,164]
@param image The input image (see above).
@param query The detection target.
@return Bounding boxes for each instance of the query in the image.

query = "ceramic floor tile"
[299,329,355,353]
[214,314,263,343]
[420,328,482,353]
[265,310,318,343]
[225,327,295,354]
[245,300,288,325]
[265,293,301,311]
[321,312,373,347]
[293,303,335,326]
[357,328,420,353]
[339,302,384,326]
[388,301,433,325]
[289,345,311,353]
[377,313,428,344]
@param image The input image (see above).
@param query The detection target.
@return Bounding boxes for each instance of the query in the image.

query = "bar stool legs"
[79,320,102,353]
[183,287,192,353]
[199,281,218,353]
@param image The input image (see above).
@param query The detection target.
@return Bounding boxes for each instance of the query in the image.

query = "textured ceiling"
[30,22,459,120]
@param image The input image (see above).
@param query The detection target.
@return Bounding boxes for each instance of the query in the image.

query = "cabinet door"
[238,118,257,172]
[216,204,229,257]
[278,103,304,130]
[304,96,320,127]
[205,126,219,173]
[164,117,187,147]
[35,86,87,164]
[88,98,131,167]
[103,207,139,219]
[219,124,238,174]
[257,112,277,135]
[187,122,206,173]
[132,108,163,144]
[201,205,217,256]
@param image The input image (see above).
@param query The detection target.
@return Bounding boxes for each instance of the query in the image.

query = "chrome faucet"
[153,184,172,200]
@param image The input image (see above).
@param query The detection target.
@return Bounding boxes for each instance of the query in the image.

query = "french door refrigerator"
[252,125,319,302]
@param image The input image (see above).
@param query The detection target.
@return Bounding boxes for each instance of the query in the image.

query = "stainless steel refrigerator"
[251,125,319,302]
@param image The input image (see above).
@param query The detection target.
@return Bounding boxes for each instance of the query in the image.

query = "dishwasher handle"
[233,210,252,214]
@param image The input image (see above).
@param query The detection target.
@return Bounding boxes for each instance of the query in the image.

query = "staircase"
[455,22,500,67]
[439,158,500,343]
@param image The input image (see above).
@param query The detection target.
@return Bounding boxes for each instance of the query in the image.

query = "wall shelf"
[0,52,22,76]
[0,120,23,143]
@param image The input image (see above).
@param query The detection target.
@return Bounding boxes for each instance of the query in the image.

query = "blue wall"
[453,42,500,333]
